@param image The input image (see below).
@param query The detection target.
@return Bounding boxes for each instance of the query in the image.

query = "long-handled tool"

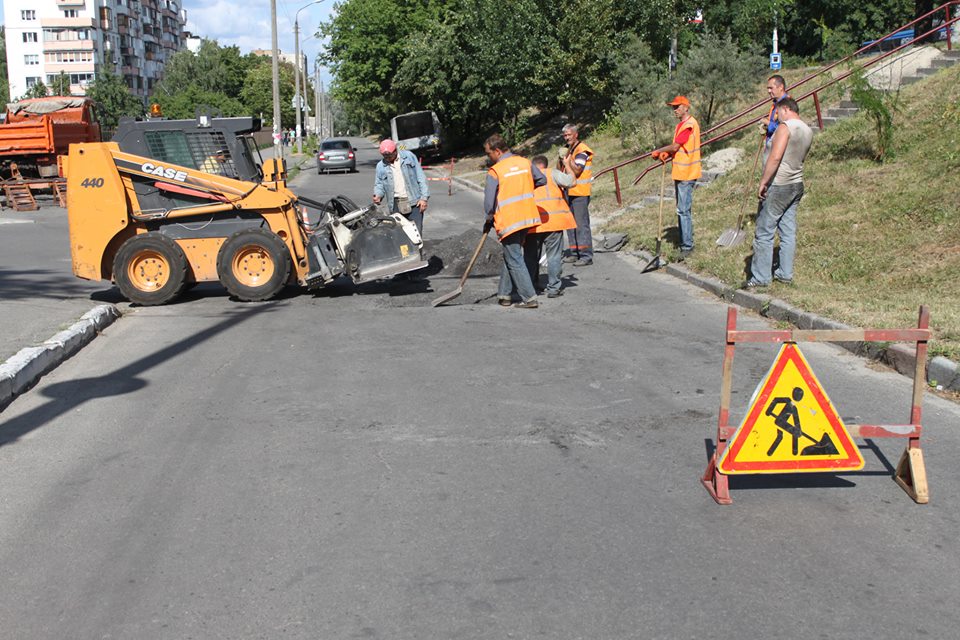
[431,223,491,306]
[716,134,765,248]
[642,158,668,272]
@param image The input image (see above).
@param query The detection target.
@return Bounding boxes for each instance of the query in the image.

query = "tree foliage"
[23,81,50,100]
[676,31,766,128]
[0,28,9,107]
[239,61,297,128]
[50,72,72,97]
[86,72,144,132]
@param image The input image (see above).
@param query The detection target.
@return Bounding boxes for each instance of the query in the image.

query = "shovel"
[716,134,765,248]
[642,159,668,272]
[431,223,492,306]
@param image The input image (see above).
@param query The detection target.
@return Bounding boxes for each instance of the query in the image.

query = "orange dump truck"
[0,97,101,178]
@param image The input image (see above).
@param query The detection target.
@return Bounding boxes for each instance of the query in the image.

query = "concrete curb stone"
[0,304,120,411]
[624,251,960,391]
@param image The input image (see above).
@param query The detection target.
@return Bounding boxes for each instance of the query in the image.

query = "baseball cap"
[379,139,397,154]
[666,95,690,107]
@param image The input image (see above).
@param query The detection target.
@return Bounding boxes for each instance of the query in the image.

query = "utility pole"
[314,64,321,137]
[294,18,303,155]
[270,0,282,164]
[320,79,326,138]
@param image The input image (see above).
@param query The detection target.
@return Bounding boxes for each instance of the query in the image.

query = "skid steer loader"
[64,140,427,305]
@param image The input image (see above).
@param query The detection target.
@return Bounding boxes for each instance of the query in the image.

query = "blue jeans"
[674,180,696,251]
[497,229,537,302]
[565,195,593,260]
[750,182,804,285]
[523,230,564,295]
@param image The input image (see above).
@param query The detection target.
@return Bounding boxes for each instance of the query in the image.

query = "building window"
[43,28,92,42]
[64,10,80,18]
[44,51,95,64]
[23,32,39,43]
[45,72,95,86]
[22,10,36,20]
[26,77,42,88]
[24,55,40,66]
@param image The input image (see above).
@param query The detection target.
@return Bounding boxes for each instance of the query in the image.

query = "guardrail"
[595,1,959,206]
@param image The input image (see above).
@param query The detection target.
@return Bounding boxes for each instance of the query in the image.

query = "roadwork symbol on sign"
[718,342,864,474]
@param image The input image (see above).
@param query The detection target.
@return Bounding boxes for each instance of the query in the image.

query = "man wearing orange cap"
[372,139,430,234]
[652,95,701,259]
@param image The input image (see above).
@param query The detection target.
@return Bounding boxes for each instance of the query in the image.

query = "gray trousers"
[565,195,593,260]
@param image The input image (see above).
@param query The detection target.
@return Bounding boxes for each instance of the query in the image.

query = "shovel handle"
[457,225,491,288]
[734,134,767,229]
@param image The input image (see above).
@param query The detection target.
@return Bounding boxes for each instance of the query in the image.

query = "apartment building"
[4,0,188,100]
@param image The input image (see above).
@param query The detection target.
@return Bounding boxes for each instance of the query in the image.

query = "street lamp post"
[270,0,282,163]
[294,0,325,155]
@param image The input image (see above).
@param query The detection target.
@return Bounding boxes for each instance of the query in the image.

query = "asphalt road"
[1,139,958,639]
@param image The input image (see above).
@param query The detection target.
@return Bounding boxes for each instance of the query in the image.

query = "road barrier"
[423,158,455,196]
[702,305,931,505]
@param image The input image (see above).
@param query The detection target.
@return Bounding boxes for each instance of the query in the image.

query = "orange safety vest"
[488,154,542,240]
[672,116,701,182]
[565,141,594,197]
[532,169,576,233]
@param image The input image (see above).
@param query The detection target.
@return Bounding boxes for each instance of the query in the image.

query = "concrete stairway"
[819,48,960,128]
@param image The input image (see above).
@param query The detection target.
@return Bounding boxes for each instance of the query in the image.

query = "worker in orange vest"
[653,95,701,259]
[559,123,595,266]
[525,155,577,298]
[484,134,547,309]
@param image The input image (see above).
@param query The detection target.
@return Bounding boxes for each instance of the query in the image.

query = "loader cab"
[112,114,266,216]
[112,115,264,183]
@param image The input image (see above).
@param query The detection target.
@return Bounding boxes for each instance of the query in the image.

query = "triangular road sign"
[718,342,864,474]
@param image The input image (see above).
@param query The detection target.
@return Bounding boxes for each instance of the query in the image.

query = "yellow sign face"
[718,343,864,474]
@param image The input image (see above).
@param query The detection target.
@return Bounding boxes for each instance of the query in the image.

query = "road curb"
[624,252,960,392]
[0,304,121,411]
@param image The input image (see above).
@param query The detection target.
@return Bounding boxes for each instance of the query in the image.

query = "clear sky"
[2,0,335,82]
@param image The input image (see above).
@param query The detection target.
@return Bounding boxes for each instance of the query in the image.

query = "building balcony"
[46,62,97,74]
[122,65,140,75]
[41,17,96,29]
[43,39,96,52]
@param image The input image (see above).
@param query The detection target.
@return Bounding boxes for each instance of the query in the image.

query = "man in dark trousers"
[559,124,595,267]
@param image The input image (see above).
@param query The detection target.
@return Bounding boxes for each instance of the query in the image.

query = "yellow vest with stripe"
[532,169,576,233]
[488,155,541,240]
[672,116,701,181]
[566,141,594,197]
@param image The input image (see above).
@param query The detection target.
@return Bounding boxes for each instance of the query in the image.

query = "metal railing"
[595,1,959,205]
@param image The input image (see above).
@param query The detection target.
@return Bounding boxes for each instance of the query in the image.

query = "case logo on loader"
[140,162,189,182]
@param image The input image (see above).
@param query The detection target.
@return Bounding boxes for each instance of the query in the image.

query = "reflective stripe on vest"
[489,155,541,240]
[532,170,576,233]
[672,116,701,181]
[566,141,593,197]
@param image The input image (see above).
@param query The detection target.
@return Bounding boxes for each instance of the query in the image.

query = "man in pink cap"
[373,139,430,234]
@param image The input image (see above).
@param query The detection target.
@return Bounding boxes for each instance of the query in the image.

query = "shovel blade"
[716,228,747,248]
[431,285,463,307]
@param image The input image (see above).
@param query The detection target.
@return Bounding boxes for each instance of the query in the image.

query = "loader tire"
[113,233,188,306]
[217,228,291,301]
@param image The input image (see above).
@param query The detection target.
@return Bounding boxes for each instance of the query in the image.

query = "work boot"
[514,299,539,309]
[498,297,513,307]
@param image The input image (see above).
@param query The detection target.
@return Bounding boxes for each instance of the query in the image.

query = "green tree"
[240,60,296,128]
[0,28,9,107]
[676,31,765,128]
[613,35,673,152]
[23,80,49,99]
[319,0,448,129]
[50,72,72,96]
[151,39,254,104]
[86,72,144,132]
[393,0,549,142]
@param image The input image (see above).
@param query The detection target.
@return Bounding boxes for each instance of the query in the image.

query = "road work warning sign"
[718,343,864,474]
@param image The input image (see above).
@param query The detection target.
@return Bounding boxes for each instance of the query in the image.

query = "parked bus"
[390,110,442,158]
